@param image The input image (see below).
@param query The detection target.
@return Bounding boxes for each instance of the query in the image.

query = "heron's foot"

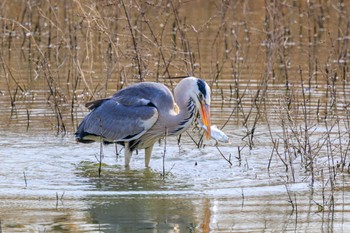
[124,164,131,171]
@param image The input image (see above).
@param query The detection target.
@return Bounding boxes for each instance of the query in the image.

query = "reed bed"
[0,0,350,215]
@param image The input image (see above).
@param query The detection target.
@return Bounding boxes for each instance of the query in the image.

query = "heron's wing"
[85,98,108,110]
[76,99,158,142]
[111,82,174,108]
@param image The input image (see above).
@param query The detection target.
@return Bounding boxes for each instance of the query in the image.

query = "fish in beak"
[199,102,211,139]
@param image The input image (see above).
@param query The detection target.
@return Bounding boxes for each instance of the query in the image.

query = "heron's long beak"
[200,102,211,140]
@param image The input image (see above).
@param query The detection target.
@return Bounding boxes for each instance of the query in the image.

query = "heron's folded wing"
[111,82,172,107]
[78,99,158,142]
[112,93,155,107]
[85,98,109,110]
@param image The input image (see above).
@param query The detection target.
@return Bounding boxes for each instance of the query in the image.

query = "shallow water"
[1,131,350,232]
[1,0,350,232]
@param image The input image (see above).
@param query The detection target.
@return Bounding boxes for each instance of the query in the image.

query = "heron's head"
[183,77,211,139]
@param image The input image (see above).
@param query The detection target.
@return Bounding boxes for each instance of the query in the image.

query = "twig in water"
[56,192,59,209]
[56,191,65,209]
[96,117,104,177]
[268,141,277,173]
[162,127,168,178]
[215,145,232,166]
[185,131,201,148]
[241,188,245,208]
[236,145,245,166]
[313,200,324,213]
[115,143,121,160]
[164,164,176,178]
[23,171,27,188]
[285,183,295,213]
[98,138,104,177]
[60,191,65,201]
[26,108,30,132]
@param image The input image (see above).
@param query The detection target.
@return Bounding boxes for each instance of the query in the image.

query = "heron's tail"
[75,119,96,143]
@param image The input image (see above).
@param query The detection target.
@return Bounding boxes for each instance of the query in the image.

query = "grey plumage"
[75,76,211,167]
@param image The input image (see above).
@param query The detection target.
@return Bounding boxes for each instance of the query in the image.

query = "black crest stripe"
[197,79,207,97]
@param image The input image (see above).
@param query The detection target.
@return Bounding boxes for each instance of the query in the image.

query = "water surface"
[1,1,350,232]
[1,131,350,232]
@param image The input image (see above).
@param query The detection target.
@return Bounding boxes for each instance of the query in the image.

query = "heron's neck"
[168,90,195,135]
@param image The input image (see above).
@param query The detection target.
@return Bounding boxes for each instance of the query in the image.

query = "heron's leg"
[144,144,154,167]
[124,142,133,167]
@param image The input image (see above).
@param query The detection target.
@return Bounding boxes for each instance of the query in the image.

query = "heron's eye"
[198,93,203,100]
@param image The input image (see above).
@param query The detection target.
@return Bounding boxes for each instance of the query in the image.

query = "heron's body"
[75,77,211,167]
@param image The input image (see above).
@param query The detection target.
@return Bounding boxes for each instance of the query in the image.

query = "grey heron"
[75,76,211,167]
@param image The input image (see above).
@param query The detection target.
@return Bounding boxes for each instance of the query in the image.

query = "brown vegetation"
[0,0,350,214]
